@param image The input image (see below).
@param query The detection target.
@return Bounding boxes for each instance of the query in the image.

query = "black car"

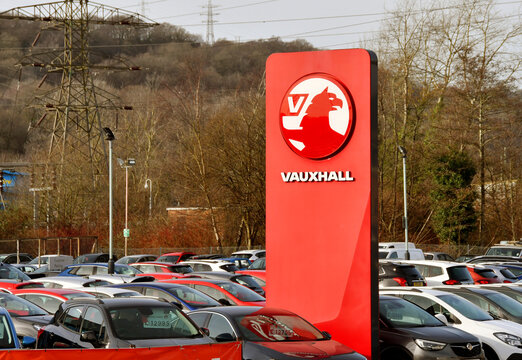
[379,261,426,287]
[73,253,115,264]
[0,253,33,264]
[190,271,265,296]
[0,293,53,344]
[379,295,484,360]
[188,306,367,359]
[432,286,522,324]
[37,297,212,349]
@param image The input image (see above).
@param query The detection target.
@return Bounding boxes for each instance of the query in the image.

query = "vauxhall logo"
[279,73,355,183]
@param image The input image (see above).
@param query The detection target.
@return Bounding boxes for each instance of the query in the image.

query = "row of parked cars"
[378,241,522,359]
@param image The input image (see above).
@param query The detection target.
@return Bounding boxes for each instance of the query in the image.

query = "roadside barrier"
[0,342,242,360]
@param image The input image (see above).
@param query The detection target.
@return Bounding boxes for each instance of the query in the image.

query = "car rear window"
[220,264,240,272]
[474,269,497,279]
[447,266,474,282]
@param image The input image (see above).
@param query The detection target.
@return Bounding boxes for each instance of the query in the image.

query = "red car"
[155,252,196,264]
[11,288,95,313]
[162,278,266,306]
[236,270,266,292]
[466,264,502,284]
[0,280,44,293]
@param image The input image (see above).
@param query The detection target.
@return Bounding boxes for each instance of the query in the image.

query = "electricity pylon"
[0,0,157,182]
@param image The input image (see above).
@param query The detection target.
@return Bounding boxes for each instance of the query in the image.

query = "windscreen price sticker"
[144,315,175,328]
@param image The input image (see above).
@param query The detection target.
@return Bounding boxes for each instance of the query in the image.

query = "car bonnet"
[246,339,360,359]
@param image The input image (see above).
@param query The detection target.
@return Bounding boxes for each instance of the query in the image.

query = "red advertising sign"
[266,49,378,359]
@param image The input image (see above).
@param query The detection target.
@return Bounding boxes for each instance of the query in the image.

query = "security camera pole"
[103,127,115,274]
[398,146,409,260]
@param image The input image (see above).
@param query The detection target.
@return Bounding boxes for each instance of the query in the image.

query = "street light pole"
[145,178,152,219]
[398,146,409,260]
[118,158,135,257]
[103,127,115,274]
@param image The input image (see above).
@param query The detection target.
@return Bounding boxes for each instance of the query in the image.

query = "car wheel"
[483,344,500,360]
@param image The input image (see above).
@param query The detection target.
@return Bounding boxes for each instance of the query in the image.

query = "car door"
[401,294,459,324]
[78,306,108,348]
[47,305,85,348]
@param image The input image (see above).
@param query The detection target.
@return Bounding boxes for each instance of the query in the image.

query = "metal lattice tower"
[204,0,217,45]
[0,0,157,181]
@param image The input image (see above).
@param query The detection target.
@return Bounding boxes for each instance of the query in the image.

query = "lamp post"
[117,158,135,257]
[103,127,115,274]
[144,178,152,219]
[398,145,409,260]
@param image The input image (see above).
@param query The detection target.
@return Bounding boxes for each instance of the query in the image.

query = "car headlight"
[414,338,447,351]
[494,332,522,347]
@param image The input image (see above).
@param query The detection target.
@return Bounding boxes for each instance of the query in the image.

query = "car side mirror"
[171,301,184,311]
[80,330,98,344]
[218,298,232,306]
[21,336,36,348]
[435,313,448,325]
[200,327,210,336]
[215,332,236,342]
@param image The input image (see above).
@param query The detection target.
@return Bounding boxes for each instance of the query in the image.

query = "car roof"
[380,287,454,296]
[65,296,171,307]
[231,250,264,255]
[181,259,232,265]
[12,288,88,295]
[163,278,231,285]
[189,305,274,316]
[115,282,187,289]
[396,260,464,267]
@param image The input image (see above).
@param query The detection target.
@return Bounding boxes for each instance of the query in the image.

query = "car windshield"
[220,264,240,272]
[28,257,48,265]
[157,255,180,263]
[219,282,265,302]
[115,265,142,275]
[437,294,493,321]
[0,314,15,348]
[63,293,95,300]
[483,292,522,317]
[486,247,521,257]
[236,311,325,341]
[168,265,193,274]
[0,294,48,317]
[234,275,261,289]
[474,269,497,278]
[447,266,474,282]
[109,306,200,340]
[0,265,30,282]
[380,298,443,328]
[166,285,221,308]
[499,269,517,280]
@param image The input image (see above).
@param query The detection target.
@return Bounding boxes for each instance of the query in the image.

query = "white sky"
[0,0,520,51]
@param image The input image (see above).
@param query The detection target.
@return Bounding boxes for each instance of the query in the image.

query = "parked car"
[0,293,53,342]
[155,252,196,264]
[179,259,239,273]
[0,280,44,293]
[247,257,265,270]
[379,295,483,359]
[188,306,366,359]
[164,278,266,306]
[485,243,522,258]
[467,264,502,284]
[73,253,115,264]
[28,255,74,269]
[455,254,480,262]
[109,282,222,311]
[467,256,522,264]
[485,264,519,283]
[381,288,522,360]
[398,260,475,285]
[115,254,157,265]
[482,285,522,303]
[130,262,194,275]
[424,252,455,261]
[57,263,142,277]
[378,261,426,287]
[0,307,35,349]
[36,297,212,348]
[0,263,32,282]
[12,288,96,314]
[190,271,265,296]
[216,257,251,270]
[36,276,112,290]
[433,286,522,324]
[10,264,38,274]
[82,287,145,299]
[378,243,425,260]
[0,253,33,264]
[235,270,266,291]
[230,249,265,261]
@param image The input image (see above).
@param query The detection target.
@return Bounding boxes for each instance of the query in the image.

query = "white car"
[83,287,145,299]
[36,276,112,290]
[179,259,239,273]
[381,288,522,360]
[397,260,475,285]
[230,249,265,262]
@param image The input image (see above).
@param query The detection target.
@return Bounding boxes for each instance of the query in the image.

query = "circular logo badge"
[279,74,354,160]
